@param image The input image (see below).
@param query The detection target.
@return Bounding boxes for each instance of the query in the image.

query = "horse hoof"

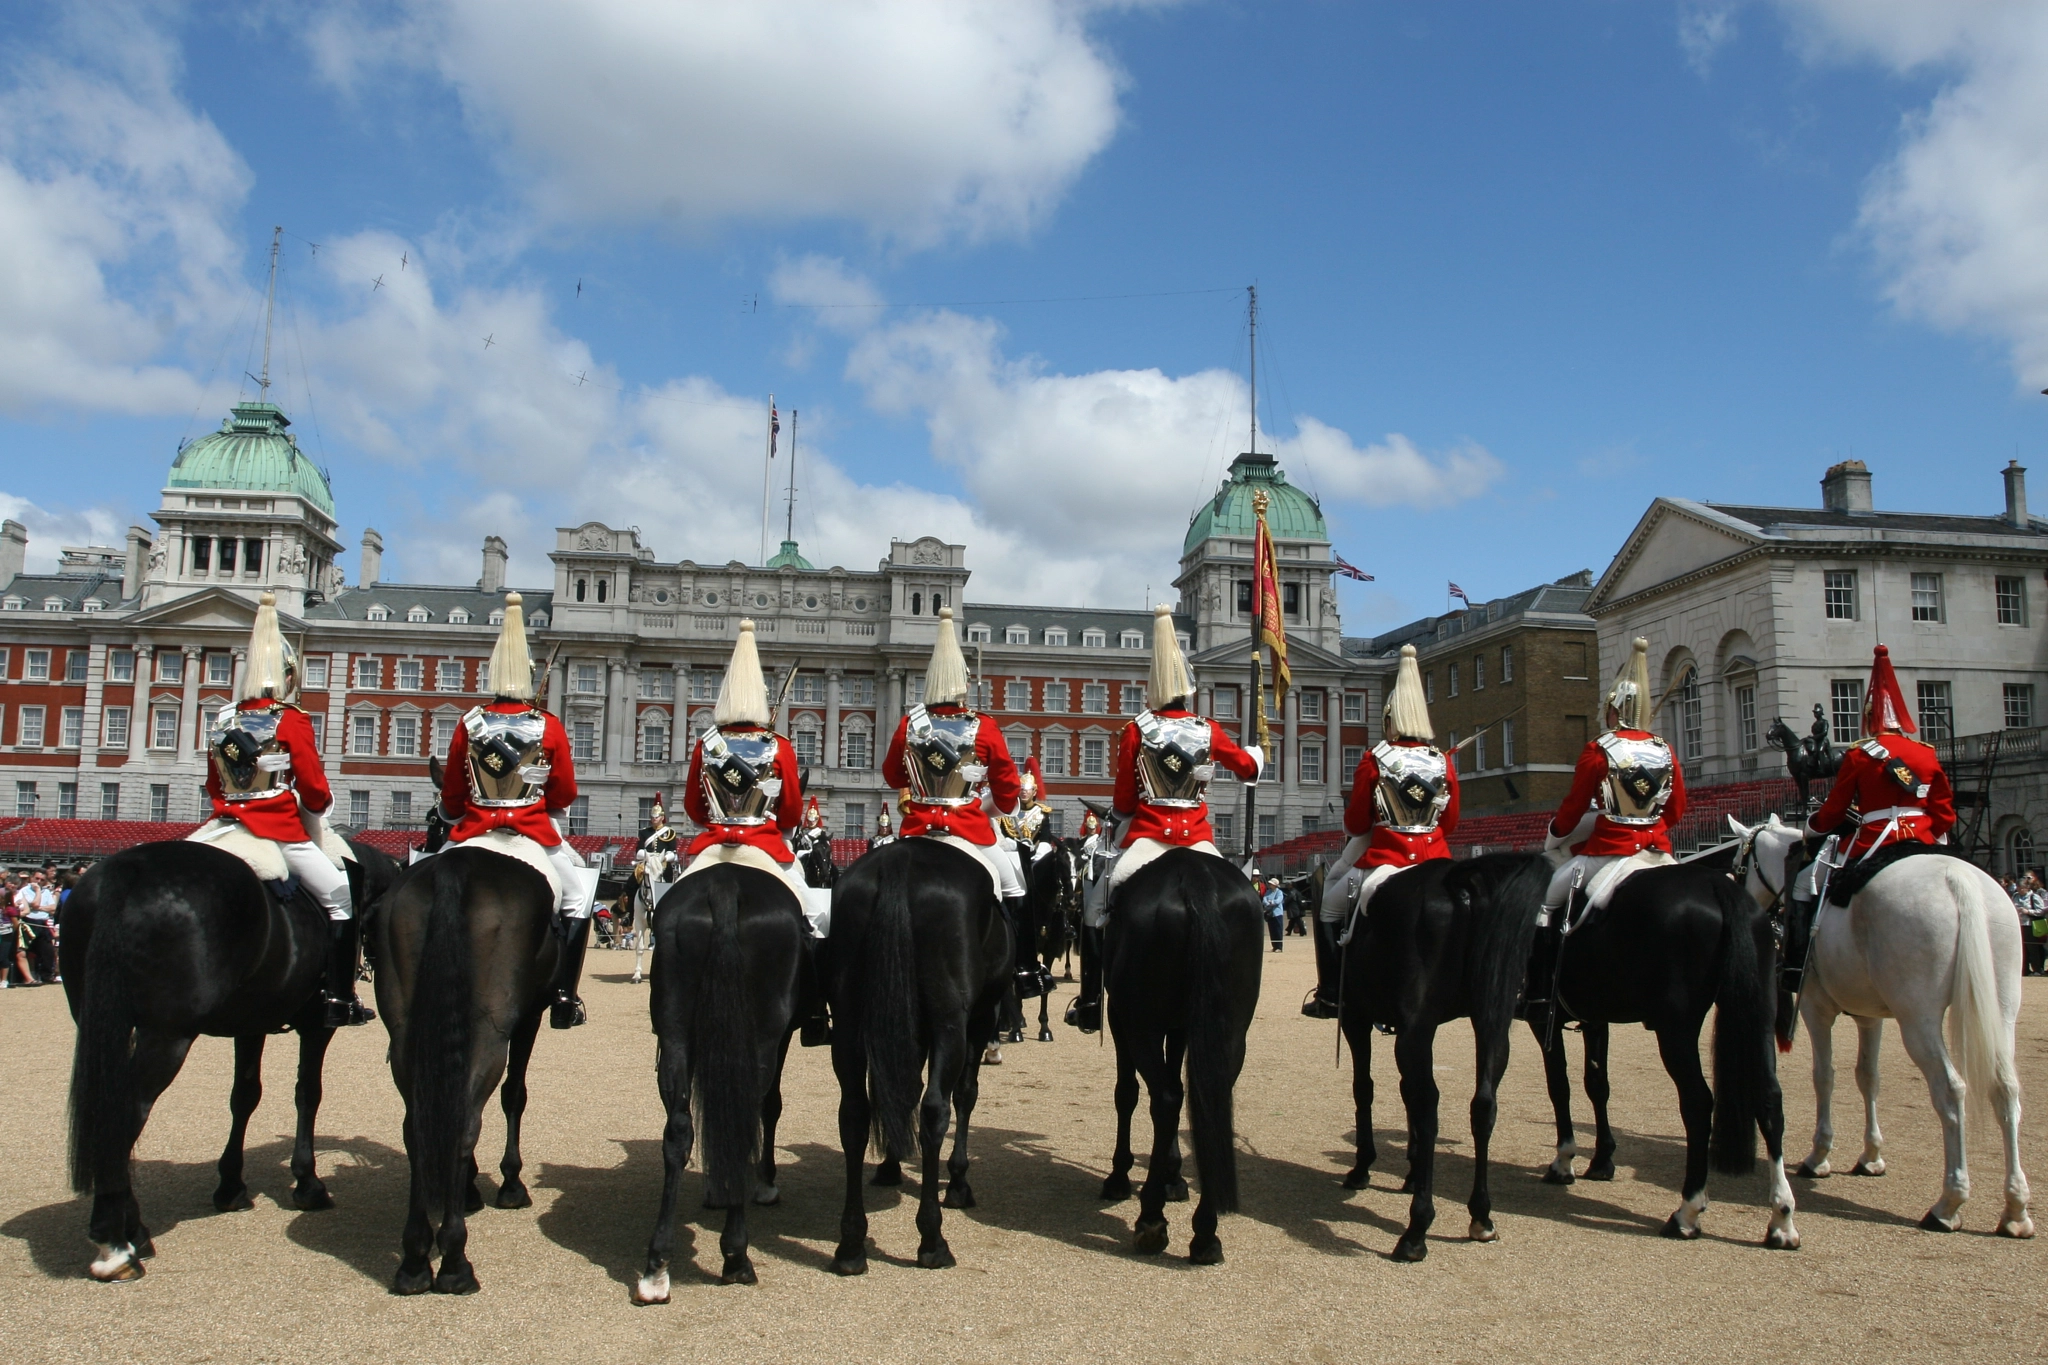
[1918,1210,1960,1233]
[1342,1168,1371,1191]
[943,1184,977,1210]
[213,1184,254,1213]
[917,1242,956,1270]
[632,1270,671,1305]
[1468,1218,1498,1243]
[1996,1215,2036,1239]
[1765,1224,1801,1251]
[496,1184,533,1210]
[754,1184,781,1207]
[1585,1157,1615,1182]
[391,1267,432,1296]
[1163,1177,1190,1203]
[88,1245,143,1282]
[1541,1165,1575,1187]
[1391,1235,1429,1263]
[720,1255,757,1285]
[1132,1221,1169,1256]
[870,1164,902,1188]
[1188,1234,1224,1265]
[135,1233,156,1260]
[464,1186,485,1214]
[1794,1161,1829,1180]
[1850,1159,1885,1177]
[291,1183,334,1212]
[1037,1028,1055,1043]
[832,1247,869,1277]
[431,1266,480,1295]
[1661,1214,1700,1241]
[1100,1174,1132,1201]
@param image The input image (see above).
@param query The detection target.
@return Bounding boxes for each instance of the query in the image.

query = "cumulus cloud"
[1679,3,1741,74]
[308,0,1138,246]
[1769,1,2048,386]
[0,491,132,575]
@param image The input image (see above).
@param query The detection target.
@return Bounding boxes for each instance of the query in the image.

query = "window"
[353,713,379,754]
[241,539,262,574]
[437,660,463,691]
[406,605,429,624]
[158,652,184,684]
[2005,683,2035,730]
[1302,814,1323,836]
[18,706,46,746]
[109,649,134,682]
[1501,719,1516,768]
[793,724,822,766]
[25,648,50,681]
[1425,670,1435,704]
[304,656,328,690]
[1448,664,1459,698]
[1300,690,1323,721]
[908,673,926,705]
[365,603,390,622]
[1082,682,1109,714]
[448,608,470,625]
[1677,674,1702,762]
[152,707,178,749]
[1824,570,1858,621]
[385,790,414,826]
[1342,744,1364,778]
[966,623,991,644]
[1041,681,1069,712]
[842,727,872,770]
[2009,828,2037,880]
[571,720,598,762]
[1082,629,1107,648]
[204,652,230,685]
[1997,575,2028,626]
[61,707,83,748]
[1045,627,1068,646]
[1004,679,1031,711]
[1213,811,1236,847]
[1119,631,1143,649]
[103,706,129,748]
[1830,680,1864,744]
[1080,735,1110,777]
[689,669,722,702]
[846,676,879,706]
[58,782,76,819]
[488,609,504,626]
[574,663,601,693]
[1342,692,1363,723]
[397,659,423,691]
[844,801,867,834]
[66,650,86,681]
[790,673,825,704]
[1917,681,1954,744]
[1501,645,1513,683]
[640,669,674,700]
[1736,685,1758,753]
[1119,684,1144,715]
[1473,655,1485,691]
[640,716,668,763]
[392,714,419,757]
[1910,573,1944,623]
[14,781,35,817]
[355,657,380,689]
[191,536,211,572]
[434,714,457,758]
[1300,740,1323,784]
[909,591,922,616]
[100,783,119,820]
[309,712,328,753]
[349,790,371,827]
[1257,813,1277,847]
[1236,580,1253,615]
[1282,582,1301,618]
[971,679,995,711]
[565,796,591,836]
[1042,733,1069,775]
[1005,626,1028,645]
[596,580,607,603]
[573,578,587,602]
[1214,687,1239,721]
[1472,731,1487,770]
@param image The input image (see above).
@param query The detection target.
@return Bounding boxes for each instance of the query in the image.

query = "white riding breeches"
[547,841,598,920]
[1319,836,1370,923]
[281,840,353,921]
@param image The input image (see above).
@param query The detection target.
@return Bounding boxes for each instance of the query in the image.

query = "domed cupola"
[1183,452,1327,554]
[169,401,336,518]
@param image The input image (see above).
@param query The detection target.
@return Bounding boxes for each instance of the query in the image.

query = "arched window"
[910,591,923,616]
[792,717,822,766]
[596,579,608,603]
[2009,827,2036,879]
[574,578,587,602]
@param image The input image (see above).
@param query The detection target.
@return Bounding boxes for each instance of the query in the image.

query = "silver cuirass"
[700,727,781,825]
[1595,732,1674,826]
[1371,742,1450,834]
[208,707,290,802]
[1134,710,1213,809]
[464,706,550,809]
[904,705,985,806]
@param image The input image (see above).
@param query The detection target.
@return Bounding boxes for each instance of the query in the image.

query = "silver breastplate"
[465,707,550,808]
[904,705,984,806]
[1371,742,1450,834]
[700,727,781,825]
[1134,711,1213,809]
[208,708,290,802]
[1596,732,1674,826]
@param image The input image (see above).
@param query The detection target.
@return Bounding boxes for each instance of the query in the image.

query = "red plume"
[1024,756,1045,792]
[1864,644,1916,735]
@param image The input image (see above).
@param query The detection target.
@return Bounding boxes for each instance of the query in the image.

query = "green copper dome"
[1183,452,1326,554]
[169,402,335,517]
[766,538,814,570]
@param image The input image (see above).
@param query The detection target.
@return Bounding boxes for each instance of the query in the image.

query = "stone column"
[548,659,568,719]
[178,647,203,769]
[775,665,792,737]
[826,669,842,770]
[1327,688,1343,801]
[1282,688,1299,805]
[605,659,627,777]
[672,662,690,763]
[128,642,153,766]
[81,640,107,768]
[884,668,904,738]
[230,646,248,705]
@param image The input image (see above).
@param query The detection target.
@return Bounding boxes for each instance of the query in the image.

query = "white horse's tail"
[1947,863,2019,1138]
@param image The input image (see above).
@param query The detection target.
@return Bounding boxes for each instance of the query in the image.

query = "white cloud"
[1770,1,2048,386]
[309,0,1139,246]
[1679,3,1741,75]
[0,491,131,575]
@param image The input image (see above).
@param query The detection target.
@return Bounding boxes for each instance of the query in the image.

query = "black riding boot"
[798,936,831,1047]
[1064,925,1103,1033]
[550,915,592,1029]
[1518,912,1565,1028]
[1301,916,1342,1019]
[321,918,375,1028]
[1006,895,1045,1000]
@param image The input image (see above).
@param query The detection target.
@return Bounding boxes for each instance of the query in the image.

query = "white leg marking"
[754,1183,781,1206]
[1547,1137,1577,1182]
[633,1267,671,1304]
[89,1242,141,1282]
[1764,1156,1800,1250]
[1667,1190,1708,1239]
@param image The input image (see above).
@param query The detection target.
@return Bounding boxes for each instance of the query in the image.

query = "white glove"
[256,752,294,772]
[759,778,783,799]
[1192,763,1215,781]
[520,764,552,785]
[958,763,987,783]
[1244,745,1265,779]
[1542,827,1568,855]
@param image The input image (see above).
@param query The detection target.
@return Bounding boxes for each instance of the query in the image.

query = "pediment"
[1590,500,1762,610]
[127,586,292,632]
[1190,635,1353,672]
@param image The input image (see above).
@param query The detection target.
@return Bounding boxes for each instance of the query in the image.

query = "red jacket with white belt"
[881,706,1020,847]
[1111,711,1262,849]
[1547,730,1688,857]
[1341,739,1461,869]
[439,701,578,847]
[204,699,333,843]
[1807,733,1954,860]
[681,724,803,863]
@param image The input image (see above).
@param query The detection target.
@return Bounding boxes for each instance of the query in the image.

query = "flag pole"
[1245,488,1270,863]
[759,394,776,564]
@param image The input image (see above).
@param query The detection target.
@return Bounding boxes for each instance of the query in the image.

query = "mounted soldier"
[1066,604,1263,1032]
[867,805,898,852]
[1303,643,1459,1018]
[1540,637,1689,920]
[194,591,370,1027]
[1004,758,1058,856]
[436,592,598,1027]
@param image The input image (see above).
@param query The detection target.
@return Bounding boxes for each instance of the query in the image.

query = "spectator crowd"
[3,864,79,989]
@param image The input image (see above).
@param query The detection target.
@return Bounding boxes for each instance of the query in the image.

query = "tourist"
[2018,872,2046,977]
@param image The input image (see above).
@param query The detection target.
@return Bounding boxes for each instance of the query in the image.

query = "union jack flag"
[1448,582,1472,606]
[769,401,780,457]
[1332,553,1372,582]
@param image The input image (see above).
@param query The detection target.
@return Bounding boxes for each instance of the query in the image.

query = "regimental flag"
[1253,496,1291,738]
[1333,553,1373,582]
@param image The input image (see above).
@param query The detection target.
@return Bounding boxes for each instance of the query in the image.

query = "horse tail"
[1467,854,1549,1032]
[67,869,133,1196]
[405,857,475,1209]
[864,849,922,1161]
[1181,864,1240,1214]
[1709,872,1774,1176]
[1947,862,2020,1138]
[692,870,760,1206]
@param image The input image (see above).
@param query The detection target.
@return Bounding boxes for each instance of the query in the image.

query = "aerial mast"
[259,225,281,401]
[785,409,799,545]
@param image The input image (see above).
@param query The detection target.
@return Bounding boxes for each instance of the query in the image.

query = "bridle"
[1733,825,1790,917]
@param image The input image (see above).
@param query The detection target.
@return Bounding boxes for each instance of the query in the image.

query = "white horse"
[1732,814,2032,1237]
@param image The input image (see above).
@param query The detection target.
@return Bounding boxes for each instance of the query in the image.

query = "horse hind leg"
[831,1034,873,1275]
[1994,1063,2034,1238]
[1102,1046,1141,1202]
[1581,1023,1616,1181]
[1392,1025,1441,1261]
[942,1043,984,1210]
[636,1036,692,1305]
[1849,1015,1886,1176]
[290,1024,338,1210]
[1467,1020,1510,1243]
[1132,1036,1183,1255]
[756,1027,794,1205]
[1342,1011,1377,1190]
[914,1024,966,1269]
[1530,1018,1578,1185]
[91,1028,193,1281]
[1795,991,1842,1178]
[1656,1024,1715,1240]
[494,1010,543,1209]
[1893,1012,1969,1232]
[213,1034,265,1212]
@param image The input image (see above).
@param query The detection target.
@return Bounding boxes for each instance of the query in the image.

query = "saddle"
[1825,840,1966,908]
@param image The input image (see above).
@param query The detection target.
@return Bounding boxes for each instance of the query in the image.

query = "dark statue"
[1767,703,1842,810]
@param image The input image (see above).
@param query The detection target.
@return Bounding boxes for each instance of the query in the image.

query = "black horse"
[1338,853,1548,1261]
[62,837,400,1281]
[1527,861,1797,1247]
[1099,849,1264,1263]
[824,837,1009,1274]
[798,833,838,891]
[375,844,560,1294]
[1023,843,1079,1041]
[633,864,806,1301]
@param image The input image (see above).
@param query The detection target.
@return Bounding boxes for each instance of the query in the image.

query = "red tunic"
[439,701,578,847]
[204,699,333,843]
[1547,730,1689,857]
[1807,733,1955,860]
[1341,740,1461,868]
[881,706,1020,846]
[1111,711,1262,848]
[680,724,803,863]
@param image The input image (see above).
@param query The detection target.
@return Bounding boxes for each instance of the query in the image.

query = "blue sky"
[4,1,2046,629]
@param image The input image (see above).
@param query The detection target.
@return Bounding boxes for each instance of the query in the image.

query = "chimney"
[2004,459,2029,529]
[480,535,508,594]
[360,527,384,586]
[1820,459,1873,513]
[122,525,151,600]
[0,519,25,588]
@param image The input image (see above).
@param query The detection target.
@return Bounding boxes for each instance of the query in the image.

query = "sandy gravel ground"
[2,941,2043,1364]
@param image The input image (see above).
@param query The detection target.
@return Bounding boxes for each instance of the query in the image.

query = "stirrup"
[1064,996,1101,1034]
[1300,988,1341,1020]
[799,1012,831,1048]
[550,994,587,1029]
[323,994,374,1028]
